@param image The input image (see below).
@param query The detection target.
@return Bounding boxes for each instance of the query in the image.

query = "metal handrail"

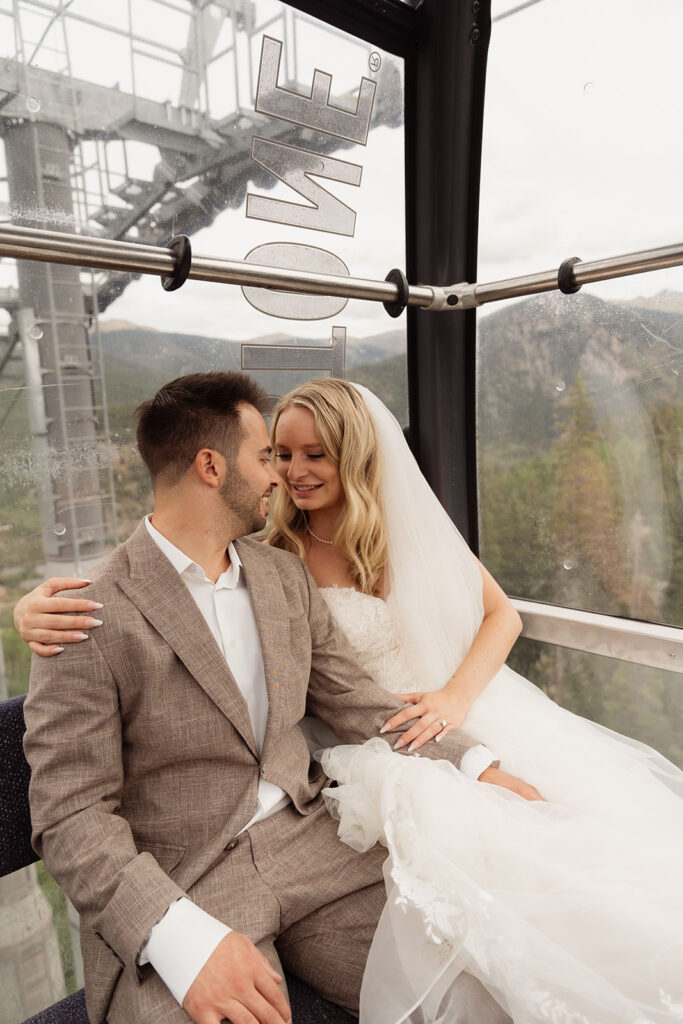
[0,224,434,309]
[1,224,683,313]
[468,242,683,308]
[513,599,683,675]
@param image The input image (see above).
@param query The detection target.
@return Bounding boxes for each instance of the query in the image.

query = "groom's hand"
[478,765,545,801]
[183,932,291,1024]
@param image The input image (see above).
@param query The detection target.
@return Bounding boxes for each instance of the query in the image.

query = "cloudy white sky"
[479,0,683,308]
[1,0,682,338]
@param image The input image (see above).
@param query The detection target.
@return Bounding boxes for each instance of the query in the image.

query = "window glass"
[0,863,81,1018]
[509,637,683,769]
[477,0,683,629]
[0,2,405,1017]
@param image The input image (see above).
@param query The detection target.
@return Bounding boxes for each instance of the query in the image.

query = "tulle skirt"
[318,665,683,1024]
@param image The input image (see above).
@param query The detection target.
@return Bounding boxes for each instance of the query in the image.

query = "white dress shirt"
[143,515,290,824]
[139,515,493,1005]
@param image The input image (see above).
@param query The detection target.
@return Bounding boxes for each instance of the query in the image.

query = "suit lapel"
[235,538,294,744]
[120,521,258,757]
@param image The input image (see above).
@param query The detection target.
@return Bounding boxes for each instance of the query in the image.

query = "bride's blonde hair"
[268,378,387,596]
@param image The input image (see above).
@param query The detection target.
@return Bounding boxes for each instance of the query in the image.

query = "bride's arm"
[383,560,522,752]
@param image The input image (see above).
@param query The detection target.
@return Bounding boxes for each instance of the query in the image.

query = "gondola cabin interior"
[0,0,681,1019]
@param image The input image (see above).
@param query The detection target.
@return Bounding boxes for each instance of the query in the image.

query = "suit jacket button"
[260,763,267,776]
[226,839,239,851]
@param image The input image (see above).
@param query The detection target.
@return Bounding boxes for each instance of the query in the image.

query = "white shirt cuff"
[139,897,231,1006]
[460,743,495,780]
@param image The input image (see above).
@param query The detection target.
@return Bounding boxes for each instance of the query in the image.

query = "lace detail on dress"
[321,738,674,1024]
[319,587,415,694]
[316,590,683,1024]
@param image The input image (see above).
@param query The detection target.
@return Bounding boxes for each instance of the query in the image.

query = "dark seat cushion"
[22,989,88,1024]
[0,693,38,877]
[287,972,355,1023]
[21,975,355,1023]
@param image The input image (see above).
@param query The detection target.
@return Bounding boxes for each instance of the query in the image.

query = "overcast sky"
[479,0,683,308]
[1,0,682,338]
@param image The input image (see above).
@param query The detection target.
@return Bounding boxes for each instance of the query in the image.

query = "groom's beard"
[220,472,270,536]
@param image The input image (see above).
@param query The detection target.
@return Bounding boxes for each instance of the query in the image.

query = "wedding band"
[440,719,447,728]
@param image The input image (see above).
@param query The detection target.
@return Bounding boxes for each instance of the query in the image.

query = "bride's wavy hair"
[268,378,387,595]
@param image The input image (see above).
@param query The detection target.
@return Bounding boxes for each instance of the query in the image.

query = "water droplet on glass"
[563,559,575,571]
[583,81,594,95]
[29,325,43,340]
[54,522,66,536]
[26,95,40,112]
[555,381,566,392]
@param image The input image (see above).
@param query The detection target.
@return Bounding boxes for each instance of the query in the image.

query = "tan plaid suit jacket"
[24,520,480,1022]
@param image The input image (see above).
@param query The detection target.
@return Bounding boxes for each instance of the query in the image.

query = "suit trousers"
[107,801,510,1023]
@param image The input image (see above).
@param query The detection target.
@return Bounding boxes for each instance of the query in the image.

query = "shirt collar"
[145,515,242,589]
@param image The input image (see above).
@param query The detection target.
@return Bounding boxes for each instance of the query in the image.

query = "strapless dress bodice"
[297,587,416,752]
[318,586,415,695]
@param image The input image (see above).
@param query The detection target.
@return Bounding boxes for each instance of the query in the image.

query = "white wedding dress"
[313,584,683,1024]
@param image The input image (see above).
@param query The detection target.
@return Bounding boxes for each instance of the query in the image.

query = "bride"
[15,378,683,1024]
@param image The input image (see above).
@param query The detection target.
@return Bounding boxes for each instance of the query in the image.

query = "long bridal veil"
[351,381,683,803]
[350,384,484,691]
[326,384,683,1024]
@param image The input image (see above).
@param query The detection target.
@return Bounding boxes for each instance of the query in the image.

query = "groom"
[24,371,531,1024]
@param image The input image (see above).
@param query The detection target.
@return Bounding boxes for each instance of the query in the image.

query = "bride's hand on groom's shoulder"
[14,577,103,656]
[383,689,471,752]
[478,765,545,802]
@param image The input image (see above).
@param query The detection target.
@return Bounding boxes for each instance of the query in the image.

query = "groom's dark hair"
[136,371,271,486]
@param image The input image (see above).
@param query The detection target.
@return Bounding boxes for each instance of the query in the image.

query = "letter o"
[241,242,349,320]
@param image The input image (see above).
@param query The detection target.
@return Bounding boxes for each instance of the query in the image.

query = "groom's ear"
[194,448,225,489]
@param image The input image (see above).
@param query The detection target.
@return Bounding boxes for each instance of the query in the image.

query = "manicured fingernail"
[379,725,388,734]
[86,602,103,610]
[74,632,89,640]
[408,742,417,752]
[84,618,103,627]
[79,578,92,583]
[394,738,405,750]
[52,646,64,653]
[435,734,442,742]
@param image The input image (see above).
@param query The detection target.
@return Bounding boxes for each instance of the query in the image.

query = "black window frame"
[285,0,492,550]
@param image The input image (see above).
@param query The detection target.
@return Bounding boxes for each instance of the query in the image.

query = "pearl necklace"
[307,525,334,545]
